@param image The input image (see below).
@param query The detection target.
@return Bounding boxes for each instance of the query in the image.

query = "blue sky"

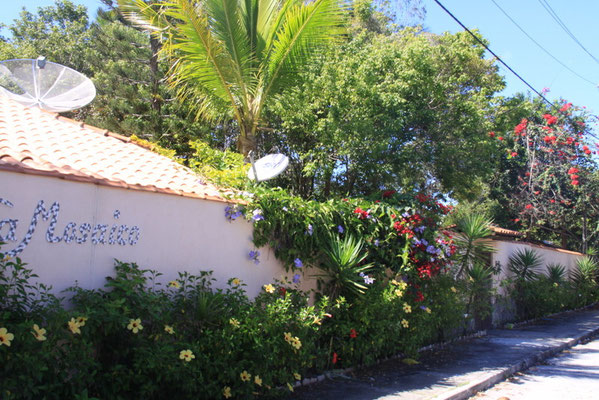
[2,0,599,119]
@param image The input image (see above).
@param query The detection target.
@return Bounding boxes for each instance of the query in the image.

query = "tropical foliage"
[117,0,347,156]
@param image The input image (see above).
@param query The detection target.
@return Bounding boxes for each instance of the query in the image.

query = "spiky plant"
[453,213,495,278]
[315,234,374,299]
[546,263,566,285]
[570,256,598,286]
[508,248,542,282]
[118,0,347,156]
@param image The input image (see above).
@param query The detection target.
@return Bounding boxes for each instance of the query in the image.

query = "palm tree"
[118,0,347,156]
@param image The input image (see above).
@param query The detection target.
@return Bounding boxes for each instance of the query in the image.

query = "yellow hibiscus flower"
[240,370,251,382]
[223,386,232,398]
[68,318,81,335]
[232,278,241,286]
[32,324,47,341]
[164,325,175,335]
[179,349,195,361]
[127,318,143,334]
[403,303,412,313]
[263,284,275,293]
[254,375,263,386]
[293,372,301,381]
[229,318,240,328]
[0,327,14,346]
[401,319,409,328]
[76,316,88,327]
[168,280,180,289]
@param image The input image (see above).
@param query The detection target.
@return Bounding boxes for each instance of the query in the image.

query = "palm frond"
[263,0,346,99]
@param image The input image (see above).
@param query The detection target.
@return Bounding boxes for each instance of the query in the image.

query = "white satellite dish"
[0,57,96,112]
[247,153,289,182]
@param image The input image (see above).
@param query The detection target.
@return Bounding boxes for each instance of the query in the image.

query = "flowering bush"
[0,255,326,399]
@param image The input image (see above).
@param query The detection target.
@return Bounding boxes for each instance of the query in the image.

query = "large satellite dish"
[247,153,289,182]
[0,57,96,112]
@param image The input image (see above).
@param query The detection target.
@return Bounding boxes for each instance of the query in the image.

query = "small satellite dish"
[247,153,289,182]
[0,57,96,112]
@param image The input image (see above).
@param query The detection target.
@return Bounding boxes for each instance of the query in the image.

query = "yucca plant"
[546,263,567,285]
[315,234,374,299]
[118,0,347,156]
[452,213,495,278]
[570,256,598,286]
[464,262,495,327]
[508,248,542,282]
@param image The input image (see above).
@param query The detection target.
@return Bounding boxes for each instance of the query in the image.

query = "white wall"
[1,171,312,298]
[490,239,584,325]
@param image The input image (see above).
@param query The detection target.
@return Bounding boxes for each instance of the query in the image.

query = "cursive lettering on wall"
[0,198,141,258]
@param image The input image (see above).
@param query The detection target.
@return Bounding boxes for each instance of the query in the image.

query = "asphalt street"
[471,335,599,400]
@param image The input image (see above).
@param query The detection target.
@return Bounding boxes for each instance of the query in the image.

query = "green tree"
[0,0,92,74]
[117,0,347,157]
[264,28,505,198]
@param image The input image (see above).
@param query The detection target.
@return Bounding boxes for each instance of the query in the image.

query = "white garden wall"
[1,171,311,298]
[490,238,584,325]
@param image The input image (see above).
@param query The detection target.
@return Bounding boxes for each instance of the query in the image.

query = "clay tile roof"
[0,96,231,203]
[489,224,522,237]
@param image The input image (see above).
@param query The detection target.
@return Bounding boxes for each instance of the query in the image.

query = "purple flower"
[338,225,344,234]
[248,250,260,265]
[374,239,380,247]
[293,274,301,284]
[426,245,437,254]
[225,205,243,221]
[359,272,365,277]
[252,209,264,222]
[363,275,375,285]
[414,226,426,233]
[306,224,313,236]
[294,258,303,268]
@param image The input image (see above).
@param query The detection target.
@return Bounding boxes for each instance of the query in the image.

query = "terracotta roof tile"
[0,96,232,203]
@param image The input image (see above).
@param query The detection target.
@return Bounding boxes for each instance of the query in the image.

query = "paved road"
[471,336,599,400]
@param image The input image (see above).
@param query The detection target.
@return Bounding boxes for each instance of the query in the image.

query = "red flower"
[414,291,424,302]
[279,287,287,297]
[497,136,504,141]
[349,329,357,339]
[513,218,520,222]
[511,152,518,157]
[525,204,533,210]
[488,131,495,137]
[514,119,527,134]
[543,114,558,125]
[570,174,579,180]
[560,102,572,112]
[568,167,579,174]
[353,207,369,220]
[382,190,396,198]
[332,352,338,364]
[572,180,580,186]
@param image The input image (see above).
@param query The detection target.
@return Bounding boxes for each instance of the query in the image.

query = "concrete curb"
[432,322,599,400]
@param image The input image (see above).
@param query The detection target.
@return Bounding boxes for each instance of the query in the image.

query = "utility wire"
[490,0,597,86]
[537,0,599,66]
[432,0,552,106]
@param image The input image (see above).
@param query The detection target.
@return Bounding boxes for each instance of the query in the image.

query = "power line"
[537,0,599,66]
[432,0,552,107]
[490,0,597,86]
